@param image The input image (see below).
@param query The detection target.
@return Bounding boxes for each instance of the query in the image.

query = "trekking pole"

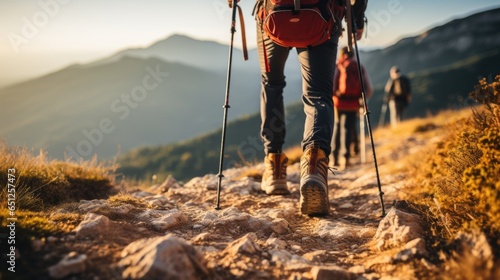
[378,100,388,128]
[215,1,247,210]
[346,0,386,217]
[359,106,366,163]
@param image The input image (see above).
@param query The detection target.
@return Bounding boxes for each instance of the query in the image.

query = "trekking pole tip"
[215,206,222,211]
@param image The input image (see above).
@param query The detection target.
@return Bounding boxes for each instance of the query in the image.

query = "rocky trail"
[33,123,442,280]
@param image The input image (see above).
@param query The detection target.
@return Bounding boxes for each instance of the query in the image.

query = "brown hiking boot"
[261,153,289,195]
[300,146,330,215]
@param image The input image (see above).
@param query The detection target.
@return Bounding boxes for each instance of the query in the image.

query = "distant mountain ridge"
[84,34,258,72]
[362,7,500,85]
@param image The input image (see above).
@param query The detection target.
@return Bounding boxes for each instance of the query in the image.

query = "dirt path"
[35,120,445,279]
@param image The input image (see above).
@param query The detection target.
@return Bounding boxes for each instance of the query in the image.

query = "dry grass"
[0,141,118,246]
[0,141,117,211]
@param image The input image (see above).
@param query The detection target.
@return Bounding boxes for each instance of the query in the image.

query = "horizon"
[0,1,499,87]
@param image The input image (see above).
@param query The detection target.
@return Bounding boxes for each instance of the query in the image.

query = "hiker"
[384,66,411,128]
[228,0,368,215]
[332,46,372,169]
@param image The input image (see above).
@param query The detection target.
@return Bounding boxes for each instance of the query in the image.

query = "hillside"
[118,48,500,181]
[0,56,259,159]
[2,86,499,279]
[361,7,500,85]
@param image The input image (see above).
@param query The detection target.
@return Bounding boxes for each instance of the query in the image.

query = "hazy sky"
[0,0,499,85]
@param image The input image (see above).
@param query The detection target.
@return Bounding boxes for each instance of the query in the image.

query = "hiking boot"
[300,146,330,215]
[261,153,289,195]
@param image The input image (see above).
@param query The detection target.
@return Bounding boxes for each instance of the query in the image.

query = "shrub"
[407,75,500,245]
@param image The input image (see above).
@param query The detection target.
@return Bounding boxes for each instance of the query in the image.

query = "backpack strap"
[253,0,270,72]
[294,0,301,10]
[345,0,354,53]
[236,5,248,61]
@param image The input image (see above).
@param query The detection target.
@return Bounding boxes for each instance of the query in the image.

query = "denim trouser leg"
[258,23,338,155]
[297,37,338,155]
[332,109,357,160]
[258,25,290,154]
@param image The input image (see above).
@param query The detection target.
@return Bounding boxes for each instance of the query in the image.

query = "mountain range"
[1,8,499,165]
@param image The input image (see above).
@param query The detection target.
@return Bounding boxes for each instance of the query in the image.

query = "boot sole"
[300,176,329,216]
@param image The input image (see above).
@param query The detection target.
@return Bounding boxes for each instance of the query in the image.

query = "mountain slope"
[361,7,500,85]
[0,56,259,159]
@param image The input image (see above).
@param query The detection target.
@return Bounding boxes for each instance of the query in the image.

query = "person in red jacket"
[332,46,372,169]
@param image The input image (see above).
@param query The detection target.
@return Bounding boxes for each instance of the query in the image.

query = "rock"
[78,199,109,213]
[119,234,207,280]
[316,220,359,239]
[32,239,44,252]
[404,238,428,257]
[455,231,493,261]
[348,265,365,274]
[47,236,58,243]
[374,208,424,250]
[270,249,294,264]
[452,231,494,270]
[339,202,354,209]
[270,218,292,235]
[191,232,221,243]
[310,266,355,280]
[74,213,110,239]
[48,252,88,279]
[131,191,155,198]
[200,211,218,225]
[212,207,291,236]
[303,250,328,262]
[266,237,288,250]
[224,178,259,195]
[224,233,260,255]
[185,174,222,190]
[255,207,296,221]
[137,209,188,231]
[142,195,169,208]
[109,204,134,214]
[149,175,181,193]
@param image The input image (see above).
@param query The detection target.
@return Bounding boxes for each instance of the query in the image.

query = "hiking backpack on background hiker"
[338,59,362,100]
[391,76,411,104]
[255,0,345,48]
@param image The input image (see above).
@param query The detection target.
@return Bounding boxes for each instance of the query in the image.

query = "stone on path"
[119,234,208,280]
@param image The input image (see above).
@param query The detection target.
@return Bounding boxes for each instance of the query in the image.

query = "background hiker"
[228,0,368,215]
[332,46,372,169]
[384,66,411,128]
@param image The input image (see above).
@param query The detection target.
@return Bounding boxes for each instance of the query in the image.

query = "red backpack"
[255,0,345,48]
[337,58,362,99]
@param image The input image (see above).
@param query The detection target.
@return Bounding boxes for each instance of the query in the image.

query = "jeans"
[332,109,358,162]
[257,24,339,155]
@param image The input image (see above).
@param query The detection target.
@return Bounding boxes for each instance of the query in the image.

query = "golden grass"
[399,76,500,277]
[0,141,117,211]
